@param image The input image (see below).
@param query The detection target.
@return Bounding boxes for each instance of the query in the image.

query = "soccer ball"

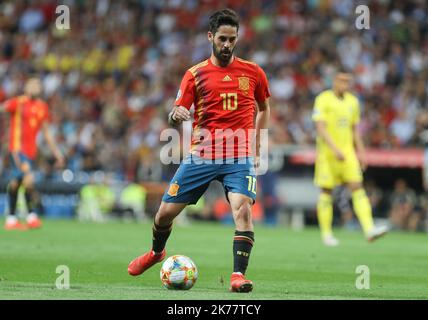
[160,255,198,290]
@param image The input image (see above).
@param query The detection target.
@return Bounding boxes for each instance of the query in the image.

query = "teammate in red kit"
[128,9,271,292]
[0,78,64,230]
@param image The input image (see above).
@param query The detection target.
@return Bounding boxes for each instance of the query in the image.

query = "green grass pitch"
[0,219,427,300]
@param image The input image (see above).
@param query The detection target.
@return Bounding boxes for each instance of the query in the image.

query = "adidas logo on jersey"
[222,75,232,81]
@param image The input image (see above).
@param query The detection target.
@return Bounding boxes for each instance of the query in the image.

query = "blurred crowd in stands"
[1,0,428,229]
[2,0,428,181]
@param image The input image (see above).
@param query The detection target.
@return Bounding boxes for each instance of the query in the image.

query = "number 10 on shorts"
[246,176,257,194]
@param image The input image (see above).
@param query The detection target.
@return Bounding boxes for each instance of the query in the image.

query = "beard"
[213,43,233,65]
[28,93,40,100]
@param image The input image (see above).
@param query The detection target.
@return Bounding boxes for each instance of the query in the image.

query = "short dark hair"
[336,65,350,75]
[208,9,239,34]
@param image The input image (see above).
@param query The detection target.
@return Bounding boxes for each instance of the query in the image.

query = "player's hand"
[20,162,31,174]
[54,154,65,169]
[358,152,367,171]
[334,149,345,161]
[172,106,191,122]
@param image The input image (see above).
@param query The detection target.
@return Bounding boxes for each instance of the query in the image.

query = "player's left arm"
[352,98,367,170]
[255,98,270,167]
[42,122,65,168]
[353,124,367,170]
[254,66,271,168]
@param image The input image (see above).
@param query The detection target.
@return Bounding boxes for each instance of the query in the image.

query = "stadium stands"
[1,0,427,229]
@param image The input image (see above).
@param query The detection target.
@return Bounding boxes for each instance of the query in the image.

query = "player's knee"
[234,200,252,224]
[348,183,362,192]
[22,174,35,189]
[24,186,35,196]
[7,180,20,193]
[155,210,173,225]
[155,204,182,225]
[321,188,333,195]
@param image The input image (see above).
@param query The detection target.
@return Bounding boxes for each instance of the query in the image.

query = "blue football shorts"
[10,152,33,180]
[162,154,257,205]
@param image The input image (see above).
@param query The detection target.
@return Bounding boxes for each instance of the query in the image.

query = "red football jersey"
[175,57,270,159]
[4,96,50,159]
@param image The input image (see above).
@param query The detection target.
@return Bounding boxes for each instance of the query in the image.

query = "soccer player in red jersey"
[128,9,271,292]
[0,78,64,230]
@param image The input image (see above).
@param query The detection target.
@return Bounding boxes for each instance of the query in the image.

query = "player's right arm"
[1,97,21,116]
[315,122,345,160]
[168,70,195,126]
[0,98,16,113]
[168,106,190,126]
[313,94,345,161]
[1,98,26,170]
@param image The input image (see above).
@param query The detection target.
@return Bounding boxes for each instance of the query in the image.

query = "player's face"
[24,78,42,98]
[209,25,238,64]
[334,73,352,94]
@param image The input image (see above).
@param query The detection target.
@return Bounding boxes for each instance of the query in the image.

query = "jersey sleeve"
[174,70,196,110]
[3,97,18,113]
[312,93,328,122]
[254,66,271,104]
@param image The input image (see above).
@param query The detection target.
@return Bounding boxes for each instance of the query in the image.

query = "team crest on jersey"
[168,183,180,197]
[238,77,250,91]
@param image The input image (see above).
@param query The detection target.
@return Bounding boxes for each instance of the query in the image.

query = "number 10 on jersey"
[220,93,238,111]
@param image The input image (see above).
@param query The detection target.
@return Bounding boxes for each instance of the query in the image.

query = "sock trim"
[233,236,254,245]
[151,250,164,255]
[153,223,172,232]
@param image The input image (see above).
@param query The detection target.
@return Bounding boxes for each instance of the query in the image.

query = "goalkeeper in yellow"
[312,70,388,246]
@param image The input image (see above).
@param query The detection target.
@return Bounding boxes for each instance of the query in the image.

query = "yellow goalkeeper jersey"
[312,89,360,156]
